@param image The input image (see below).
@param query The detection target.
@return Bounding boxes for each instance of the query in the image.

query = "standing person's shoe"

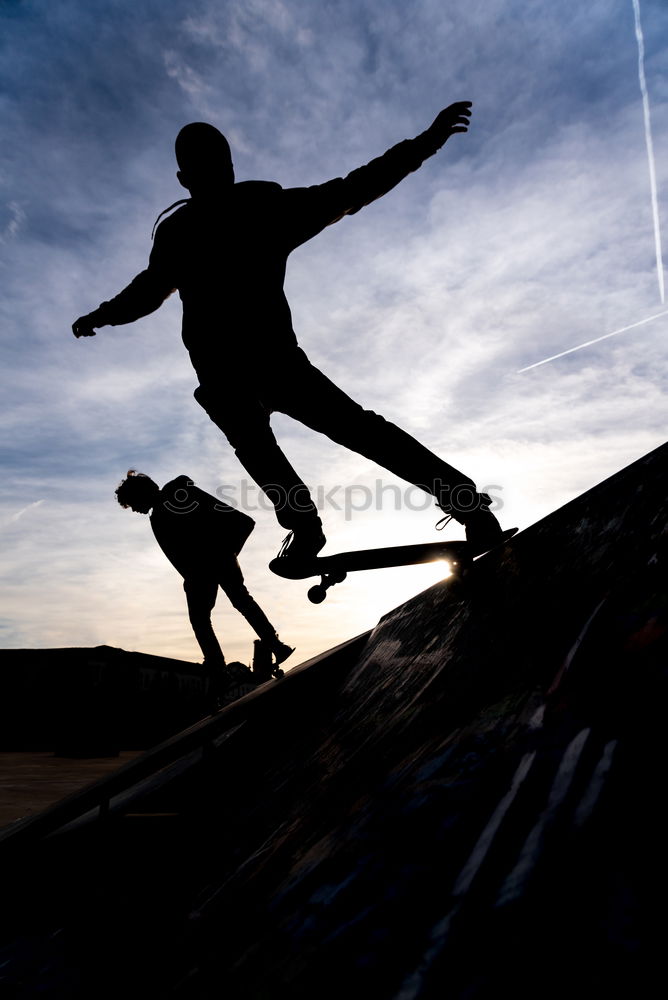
[273,639,295,665]
[252,637,295,682]
[276,517,326,563]
[437,492,503,556]
[204,653,227,712]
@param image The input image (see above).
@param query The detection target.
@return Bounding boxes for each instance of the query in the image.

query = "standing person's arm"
[72,217,178,338]
[282,101,473,249]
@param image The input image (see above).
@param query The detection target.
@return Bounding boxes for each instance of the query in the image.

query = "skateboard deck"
[270,528,517,603]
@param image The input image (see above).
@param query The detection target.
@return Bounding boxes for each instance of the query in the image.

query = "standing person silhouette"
[115,471,294,683]
[75,102,504,562]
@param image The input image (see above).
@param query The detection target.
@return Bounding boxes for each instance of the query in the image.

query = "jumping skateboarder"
[115,471,294,681]
[76,102,504,562]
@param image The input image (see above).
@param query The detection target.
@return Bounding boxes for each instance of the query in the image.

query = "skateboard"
[269,528,518,603]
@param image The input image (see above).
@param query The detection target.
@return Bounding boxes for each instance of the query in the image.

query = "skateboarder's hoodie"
[75,104,504,561]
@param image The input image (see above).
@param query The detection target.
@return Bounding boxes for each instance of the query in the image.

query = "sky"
[1,0,667,668]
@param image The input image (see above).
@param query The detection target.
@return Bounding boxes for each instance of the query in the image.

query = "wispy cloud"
[0,201,25,243]
[163,50,210,97]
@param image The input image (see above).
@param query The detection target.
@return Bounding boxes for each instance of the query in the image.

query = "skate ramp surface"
[1,442,666,998]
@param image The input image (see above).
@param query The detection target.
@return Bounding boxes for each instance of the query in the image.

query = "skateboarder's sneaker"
[437,492,504,556]
[276,519,326,564]
[462,507,504,556]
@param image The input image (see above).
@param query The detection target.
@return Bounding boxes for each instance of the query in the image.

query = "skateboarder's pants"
[194,349,477,531]
[183,558,277,662]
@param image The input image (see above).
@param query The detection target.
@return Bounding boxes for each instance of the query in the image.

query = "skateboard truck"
[308,569,348,604]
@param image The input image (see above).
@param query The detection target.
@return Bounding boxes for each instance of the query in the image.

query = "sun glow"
[429,558,454,580]
[324,556,456,632]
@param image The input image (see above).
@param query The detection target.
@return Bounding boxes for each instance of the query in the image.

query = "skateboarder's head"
[175,122,234,195]
[115,470,160,514]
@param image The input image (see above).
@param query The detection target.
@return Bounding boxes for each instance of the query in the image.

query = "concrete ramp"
[1,442,666,998]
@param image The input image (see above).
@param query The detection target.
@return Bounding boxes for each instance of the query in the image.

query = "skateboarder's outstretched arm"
[282,101,473,250]
[72,221,177,338]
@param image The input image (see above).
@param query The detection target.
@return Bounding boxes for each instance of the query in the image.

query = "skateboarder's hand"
[72,312,100,338]
[424,101,473,151]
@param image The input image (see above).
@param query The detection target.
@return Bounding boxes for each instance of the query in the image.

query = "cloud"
[0,201,25,242]
[163,50,210,97]
[1,0,667,666]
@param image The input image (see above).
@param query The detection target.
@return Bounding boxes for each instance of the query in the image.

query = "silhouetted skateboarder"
[76,103,504,562]
[115,471,294,688]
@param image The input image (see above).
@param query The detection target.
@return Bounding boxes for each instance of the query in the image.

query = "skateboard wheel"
[273,668,284,679]
[308,584,327,604]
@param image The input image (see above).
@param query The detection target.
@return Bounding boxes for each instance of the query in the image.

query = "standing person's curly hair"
[115,469,158,510]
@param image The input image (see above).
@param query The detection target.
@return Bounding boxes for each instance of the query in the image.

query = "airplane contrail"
[517,308,668,373]
[7,499,45,523]
[632,0,665,303]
